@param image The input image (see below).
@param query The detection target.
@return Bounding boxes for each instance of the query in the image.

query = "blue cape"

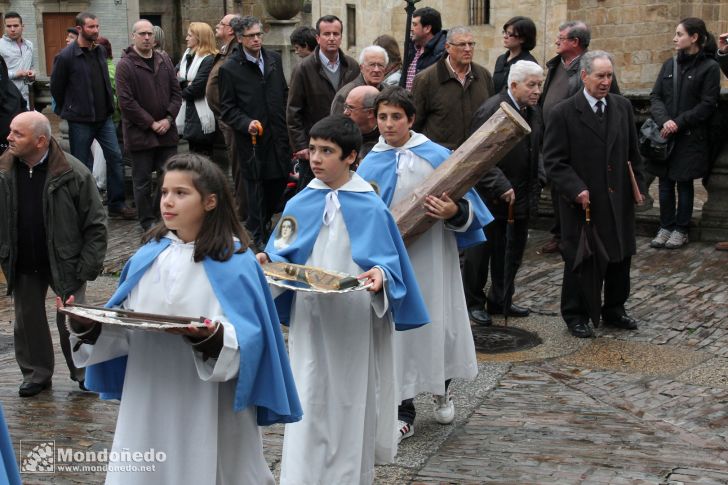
[0,404,20,485]
[84,238,303,426]
[264,181,430,331]
[357,139,493,250]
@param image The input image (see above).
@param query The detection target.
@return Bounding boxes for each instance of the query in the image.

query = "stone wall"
[567,0,728,90]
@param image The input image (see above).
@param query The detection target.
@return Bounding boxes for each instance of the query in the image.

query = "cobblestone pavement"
[1,221,727,484]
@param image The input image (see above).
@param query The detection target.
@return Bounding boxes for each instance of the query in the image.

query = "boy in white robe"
[357,86,493,443]
[258,115,429,485]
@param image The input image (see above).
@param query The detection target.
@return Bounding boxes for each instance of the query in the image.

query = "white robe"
[388,142,479,400]
[72,234,274,485]
[279,176,397,485]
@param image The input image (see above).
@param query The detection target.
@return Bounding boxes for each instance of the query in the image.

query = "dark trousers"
[130,146,178,230]
[398,380,451,425]
[244,177,286,247]
[13,272,85,384]
[549,185,561,238]
[219,122,247,221]
[68,118,128,212]
[462,218,529,310]
[561,256,631,328]
[658,177,694,233]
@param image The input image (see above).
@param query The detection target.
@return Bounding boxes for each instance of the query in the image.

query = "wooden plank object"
[391,102,531,245]
[263,262,360,290]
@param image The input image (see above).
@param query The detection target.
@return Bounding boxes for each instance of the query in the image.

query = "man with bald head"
[116,19,182,230]
[344,85,379,160]
[0,111,107,397]
[207,13,245,218]
[331,45,388,115]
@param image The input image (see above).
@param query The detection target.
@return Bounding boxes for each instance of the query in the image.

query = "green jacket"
[0,138,107,296]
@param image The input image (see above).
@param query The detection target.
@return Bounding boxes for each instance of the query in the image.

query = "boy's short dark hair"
[374,86,416,119]
[76,12,97,27]
[412,7,442,34]
[315,15,343,35]
[290,26,317,50]
[309,115,362,159]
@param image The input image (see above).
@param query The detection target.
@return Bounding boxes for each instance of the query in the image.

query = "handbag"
[639,56,678,161]
[639,118,673,161]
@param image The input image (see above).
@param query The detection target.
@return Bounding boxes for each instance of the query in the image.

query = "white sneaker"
[397,420,414,444]
[432,390,455,424]
[650,228,672,248]
[665,230,688,249]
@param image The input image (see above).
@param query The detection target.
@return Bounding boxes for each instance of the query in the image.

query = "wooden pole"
[391,102,531,245]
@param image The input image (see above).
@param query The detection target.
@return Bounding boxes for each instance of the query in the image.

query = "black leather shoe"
[19,381,51,397]
[469,309,492,326]
[568,322,594,338]
[487,302,530,317]
[603,314,638,330]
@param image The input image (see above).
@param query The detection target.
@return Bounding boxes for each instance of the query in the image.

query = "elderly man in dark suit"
[463,60,543,326]
[543,50,646,338]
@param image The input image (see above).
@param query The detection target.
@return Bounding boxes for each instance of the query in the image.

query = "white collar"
[307,171,373,192]
[371,131,429,153]
[583,88,607,111]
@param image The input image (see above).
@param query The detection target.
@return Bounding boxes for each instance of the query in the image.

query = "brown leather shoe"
[108,206,137,220]
[716,241,728,252]
[540,236,560,254]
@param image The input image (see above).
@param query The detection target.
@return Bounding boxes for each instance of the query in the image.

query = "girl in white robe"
[67,154,301,485]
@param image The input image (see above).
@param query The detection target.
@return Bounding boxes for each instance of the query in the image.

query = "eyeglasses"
[449,41,476,49]
[364,62,385,70]
[556,36,574,42]
[502,30,519,38]
[343,104,371,113]
[241,32,263,39]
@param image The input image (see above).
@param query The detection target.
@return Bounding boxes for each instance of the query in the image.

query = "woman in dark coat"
[492,16,538,93]
[648,17,720,249]
[175,22,218,157]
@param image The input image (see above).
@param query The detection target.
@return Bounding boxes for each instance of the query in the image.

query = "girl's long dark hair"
[143,153,251,262]
[679,17,717,56]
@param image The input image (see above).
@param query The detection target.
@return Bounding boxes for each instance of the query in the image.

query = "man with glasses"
[219,16,289,249]
[343,85,379,160]
[330,45,388,115]
[115,19,182,231]
[207,14,243,216]
[411,26,493,150]
[287,15,360,191]
[539,21,620,254]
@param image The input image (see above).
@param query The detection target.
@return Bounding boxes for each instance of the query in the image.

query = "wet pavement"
[1,220,727,484]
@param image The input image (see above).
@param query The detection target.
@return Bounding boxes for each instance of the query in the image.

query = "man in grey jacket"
[0,111,107,397]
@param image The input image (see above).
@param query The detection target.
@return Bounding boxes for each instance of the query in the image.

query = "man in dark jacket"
[402,7,447,91]
[412,26,493,150]
[0,111,107,397]
[286,15,360,190]
[539,20,620,254]
[543,51,646,338]
[220,16,289,248]
[116,19,182,231]
[463,60,544,326]
[50,12,134,220]
[206,13,243,217]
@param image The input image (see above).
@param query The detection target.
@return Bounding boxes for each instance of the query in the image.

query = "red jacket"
[116,46,182,151]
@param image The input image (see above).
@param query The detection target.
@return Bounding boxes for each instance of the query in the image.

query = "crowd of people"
[0,6,726,485]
